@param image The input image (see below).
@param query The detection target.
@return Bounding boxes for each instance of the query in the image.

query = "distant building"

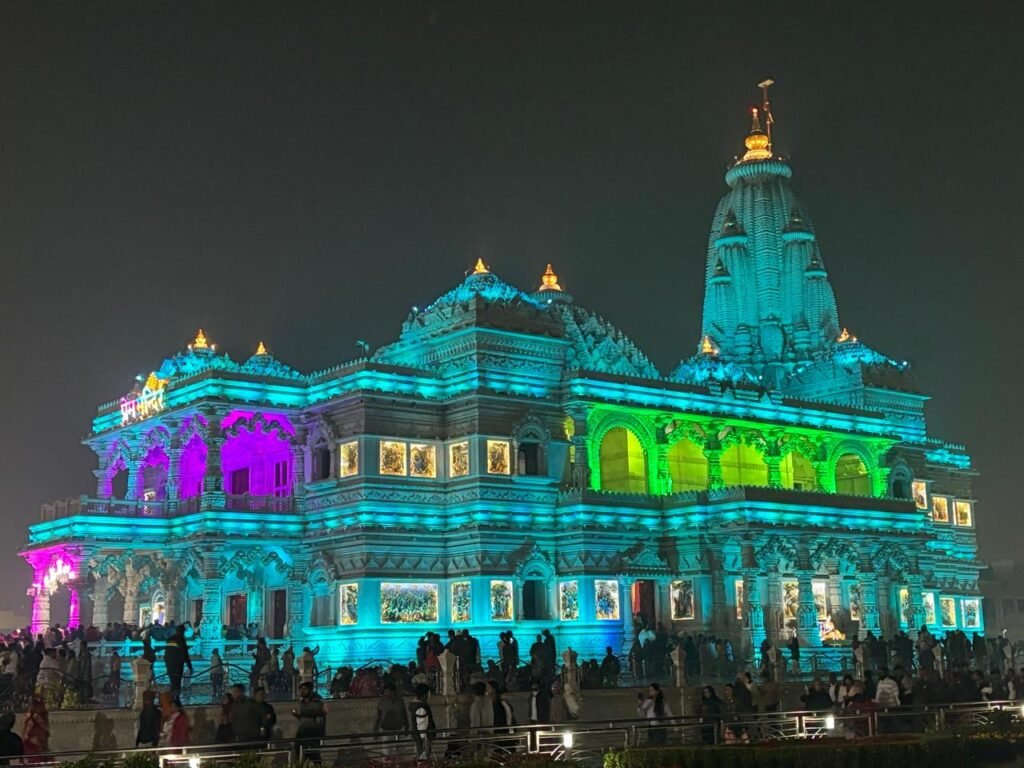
[982,561,1024,638]
[22,87,984,666]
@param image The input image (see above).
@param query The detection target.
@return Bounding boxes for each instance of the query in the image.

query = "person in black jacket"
[136,689,162,747]
[0,712,23,765]
[163,627,193,698]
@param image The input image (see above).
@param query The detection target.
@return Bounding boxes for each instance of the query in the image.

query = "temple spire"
[538,263,563,292]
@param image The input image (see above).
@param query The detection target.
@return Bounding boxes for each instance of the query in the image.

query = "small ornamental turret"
[255,341,268,356]
[701,334,719,356]
[538,263,563,292]
[472,257,489,275]
[837,328,858,344]
[188,329,214,352]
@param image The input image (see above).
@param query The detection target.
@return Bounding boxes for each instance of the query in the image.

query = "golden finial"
[191,329,209,350]
[837,328,857,343]
[538,263,563,292]
[741,79,776,162]
[472,258,489,275]
[701,334,719,356]
[742,107,772,162]
[256,341,268,356]
[143,372,164,391]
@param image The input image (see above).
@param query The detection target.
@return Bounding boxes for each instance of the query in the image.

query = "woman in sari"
[22,695,49,760]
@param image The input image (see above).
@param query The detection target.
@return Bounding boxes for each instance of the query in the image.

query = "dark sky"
[2,2,1022,617]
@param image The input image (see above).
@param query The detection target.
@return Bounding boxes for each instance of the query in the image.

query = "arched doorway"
[835,453,871,496]
[668,439,708,491]
[720,444,769,487]
[599,427,647,493]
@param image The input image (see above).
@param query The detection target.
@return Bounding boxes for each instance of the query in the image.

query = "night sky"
[2,3,1022,618]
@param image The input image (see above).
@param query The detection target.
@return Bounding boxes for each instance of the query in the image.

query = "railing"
[21,701,1024,768]
[224,494,296,513]
[39,492,296,521]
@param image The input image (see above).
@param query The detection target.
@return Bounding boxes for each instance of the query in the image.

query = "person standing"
[374,682,408,754]
[229,684,264,744]
[136,690,162,747]
[254,687,277,739]
[164,626,193,699]
[0,712,23,765]
[787,635,801,676]
[160,695,190,747]
[292,681,326,764]
[638,682,672,746]
[22,695,49,760]
[215,693,234,743]
[408,683,436,759]
[210,649,225,699]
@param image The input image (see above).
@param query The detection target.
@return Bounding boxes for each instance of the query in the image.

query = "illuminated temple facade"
[22,93,985,666]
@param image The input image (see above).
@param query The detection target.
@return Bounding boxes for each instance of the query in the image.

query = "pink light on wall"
[221,410,296,436]
[221,417,294,497]
[139,444,170,500]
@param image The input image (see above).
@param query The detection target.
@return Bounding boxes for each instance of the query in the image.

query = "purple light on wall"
[139,444,169,500]
[221,417,293,496]
[221,410,296,436]
[179,433,207,500]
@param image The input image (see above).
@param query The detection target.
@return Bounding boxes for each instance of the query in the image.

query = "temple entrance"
[269,589,287,638]
[228,593,248,627]
[632,580,656,627]
[522,581,549,620]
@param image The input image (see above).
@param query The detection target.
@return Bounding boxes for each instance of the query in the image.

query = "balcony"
[39,493,296,522]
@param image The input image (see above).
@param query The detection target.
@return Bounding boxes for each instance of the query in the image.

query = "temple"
[22,85,984,667]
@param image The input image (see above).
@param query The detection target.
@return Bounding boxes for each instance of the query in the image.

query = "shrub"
[602,733,969,768]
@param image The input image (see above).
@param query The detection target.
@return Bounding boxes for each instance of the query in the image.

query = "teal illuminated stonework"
[21,91,984,667]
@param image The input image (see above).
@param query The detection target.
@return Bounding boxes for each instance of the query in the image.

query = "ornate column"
[794,540,819,646]
[200,555,224,646]
[30,569,51,635]
[68,582,82,628]
[248,577,264,628]
[124,452,142,501]
[203,416,226,509]
[859,573,881,638]
[654,420,671,495]
[91,575,109,629]
[165,433,183,509]
[906,573,925,638]
[765,451,783,489]
[291,432,307,512]
[704,444,724,490]
[741,540,765,658]
[122,560,141,626]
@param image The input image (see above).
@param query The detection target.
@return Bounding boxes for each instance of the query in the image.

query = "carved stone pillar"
[765,451,783,489]
[906,574,924,638]
[796,570,819,646]
[124,454,142,501]
[123,562,140,626]
[291,439,307,512]
[704,446,724,490]
[203,427,225,509]
[68,582,82,628]
[165,439,183,505]
[94,469,107,498]
[31,575,51,635]
[740,541,765,656]
[859,573,881,638]
[248,579,264,628]
[654,422,670,495]
[92,576,109,629]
